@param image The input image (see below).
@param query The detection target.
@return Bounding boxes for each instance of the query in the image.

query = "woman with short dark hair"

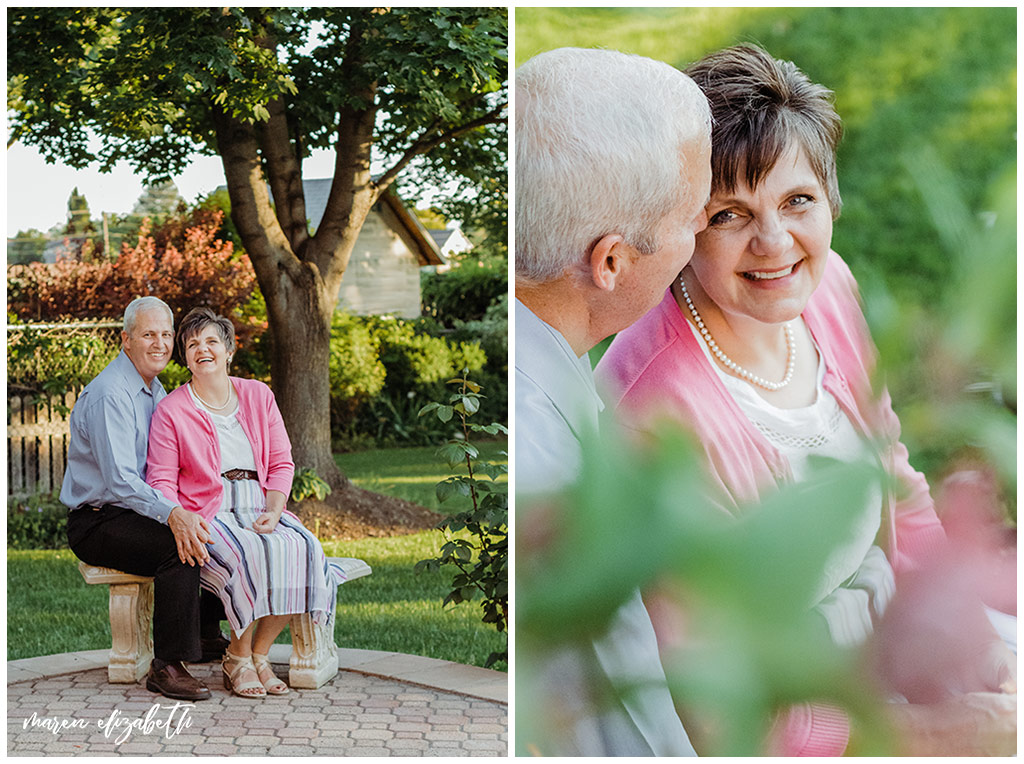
[597,44,1014,755]
[147,307,344,699]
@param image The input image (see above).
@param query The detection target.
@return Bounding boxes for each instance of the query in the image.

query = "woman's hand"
[253,490,287,534]
[253,506,282,534]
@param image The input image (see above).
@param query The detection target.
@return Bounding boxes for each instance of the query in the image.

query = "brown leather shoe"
[145,661,212,701]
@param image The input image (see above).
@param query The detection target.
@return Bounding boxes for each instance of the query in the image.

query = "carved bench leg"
[107,581,154,683]
[288,612,339,689]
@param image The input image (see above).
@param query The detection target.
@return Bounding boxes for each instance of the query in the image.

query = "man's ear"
[588,234,630,292]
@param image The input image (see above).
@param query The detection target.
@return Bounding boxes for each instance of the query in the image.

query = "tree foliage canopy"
[8,7,508,230]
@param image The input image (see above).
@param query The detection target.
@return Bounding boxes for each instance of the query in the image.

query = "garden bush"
[7,322,121,396]
[329,313,500,450]
[9,323,200,397]
[447,292,508,430]
[8,493,69,550]
[328,311,388,434]
[421,263,507,326]
[7,208,262,352]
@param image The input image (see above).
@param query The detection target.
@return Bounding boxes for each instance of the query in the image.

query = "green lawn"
[8,441,508,669]
[8,533,506,669]
[338,439,507,513]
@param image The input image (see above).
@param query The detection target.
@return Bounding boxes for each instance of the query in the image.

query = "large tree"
[8,8,507,523]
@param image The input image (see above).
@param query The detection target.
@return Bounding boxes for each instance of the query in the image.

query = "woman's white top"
[187,383,257,473]
[688,319,893,647]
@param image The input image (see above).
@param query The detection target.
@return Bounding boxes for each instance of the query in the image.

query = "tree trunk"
[213,103,354,490]
[266,272,347,490]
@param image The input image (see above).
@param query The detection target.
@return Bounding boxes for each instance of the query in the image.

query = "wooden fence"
[8,388,80,497]
[8,321,121,497]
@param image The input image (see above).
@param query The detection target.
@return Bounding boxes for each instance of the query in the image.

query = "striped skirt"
[199,477,346,636]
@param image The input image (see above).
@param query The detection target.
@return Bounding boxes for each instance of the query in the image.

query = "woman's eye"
[789,194,814,208]
[708,209,736,226]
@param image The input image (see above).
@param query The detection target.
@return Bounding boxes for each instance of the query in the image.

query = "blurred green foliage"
[517,424,893,755]
[864,153,1016,517]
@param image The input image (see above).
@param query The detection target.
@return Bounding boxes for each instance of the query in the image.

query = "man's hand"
[252,506,282,534]
[168,506,211,566]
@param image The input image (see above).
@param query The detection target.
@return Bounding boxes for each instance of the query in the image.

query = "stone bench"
[78,556,372,689]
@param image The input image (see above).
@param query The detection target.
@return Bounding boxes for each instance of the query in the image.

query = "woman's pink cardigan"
[146,377,295,521]
[595,252,946,755]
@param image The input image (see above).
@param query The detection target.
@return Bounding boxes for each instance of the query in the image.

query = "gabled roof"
[427,228,473,255]
[300,178,444,267]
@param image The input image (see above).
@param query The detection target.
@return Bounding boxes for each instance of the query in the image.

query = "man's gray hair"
[515,47,711,283]
[123,296,173,335]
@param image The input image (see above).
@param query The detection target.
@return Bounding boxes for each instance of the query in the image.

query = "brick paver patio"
[7,647,507,756]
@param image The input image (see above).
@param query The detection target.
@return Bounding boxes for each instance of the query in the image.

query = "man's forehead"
[130,309,173,330]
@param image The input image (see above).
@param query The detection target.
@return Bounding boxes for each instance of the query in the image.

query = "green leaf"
[436,481,458,503]
[418,402,440,417]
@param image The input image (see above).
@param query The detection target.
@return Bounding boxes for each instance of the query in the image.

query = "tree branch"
[260,94,310,256]
[308,18,379,291]
[374,100,506,193]
[211,104,303,286]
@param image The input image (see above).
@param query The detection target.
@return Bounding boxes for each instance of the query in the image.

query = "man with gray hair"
[62,296,222,701]
[516,47,711,755]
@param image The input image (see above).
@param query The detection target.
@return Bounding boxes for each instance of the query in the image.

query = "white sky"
[5,142,342,239]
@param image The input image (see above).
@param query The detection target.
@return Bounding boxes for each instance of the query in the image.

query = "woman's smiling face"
[184,325,229,377]
[688,143,833,328]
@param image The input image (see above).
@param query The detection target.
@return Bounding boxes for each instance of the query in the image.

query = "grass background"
[8,441,508,669]
[335,440,507,514]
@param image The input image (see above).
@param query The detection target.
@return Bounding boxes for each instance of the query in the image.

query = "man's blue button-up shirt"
[59,350,179,524]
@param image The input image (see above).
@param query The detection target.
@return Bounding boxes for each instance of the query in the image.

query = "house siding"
[336,210,422,318]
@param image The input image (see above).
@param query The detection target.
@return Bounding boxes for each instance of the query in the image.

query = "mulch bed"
[292,482,441,541]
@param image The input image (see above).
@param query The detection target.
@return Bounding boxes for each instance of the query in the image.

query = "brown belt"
[222,469,259,481]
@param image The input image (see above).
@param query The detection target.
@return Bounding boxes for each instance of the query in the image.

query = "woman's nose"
[751,215,792,258]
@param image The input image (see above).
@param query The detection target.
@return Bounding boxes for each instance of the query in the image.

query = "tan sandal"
[222,650,266,699]
[252,652,290,695]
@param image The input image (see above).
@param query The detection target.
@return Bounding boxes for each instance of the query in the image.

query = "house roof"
[300,178,444,267]
[427,228,473,254]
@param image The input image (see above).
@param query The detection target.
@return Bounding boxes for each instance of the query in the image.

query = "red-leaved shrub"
[8,209,263,348]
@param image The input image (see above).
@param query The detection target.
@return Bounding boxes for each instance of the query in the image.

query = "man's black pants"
[67,505,219,663]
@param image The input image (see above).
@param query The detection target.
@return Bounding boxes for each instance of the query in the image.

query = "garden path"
[8,646,507,756]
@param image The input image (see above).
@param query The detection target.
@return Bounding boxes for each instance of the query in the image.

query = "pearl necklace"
[190,380,234,411]
[679,275,796,391]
